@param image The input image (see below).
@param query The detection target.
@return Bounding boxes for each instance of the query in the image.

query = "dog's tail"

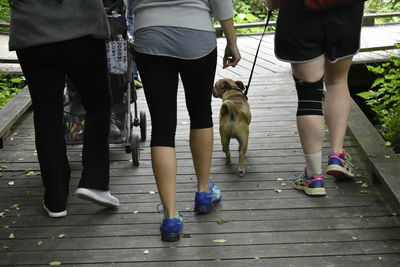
[221,100,237,121]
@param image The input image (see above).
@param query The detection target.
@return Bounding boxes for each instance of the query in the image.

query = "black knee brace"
[293,75,324,116]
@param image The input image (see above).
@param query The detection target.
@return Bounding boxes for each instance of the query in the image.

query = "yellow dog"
[213,78,252,176]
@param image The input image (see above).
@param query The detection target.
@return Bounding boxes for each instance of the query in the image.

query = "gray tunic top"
[9,0,110,51]
[133,0,234,32]
[133,26,217,60]
[132,0,233,59]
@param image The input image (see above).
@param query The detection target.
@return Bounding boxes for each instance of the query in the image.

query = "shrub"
[357,46,400,153]
[0,73,26,109]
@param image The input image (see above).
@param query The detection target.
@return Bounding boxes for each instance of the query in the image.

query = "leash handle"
[244,10,274,96]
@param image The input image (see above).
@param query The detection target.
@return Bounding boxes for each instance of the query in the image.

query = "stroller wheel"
[131,133,140,166]
[140,111,147,141]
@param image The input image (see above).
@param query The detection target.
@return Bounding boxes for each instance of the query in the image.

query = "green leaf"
[356,91,375,99]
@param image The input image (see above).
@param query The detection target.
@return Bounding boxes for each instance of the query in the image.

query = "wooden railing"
[214,12,400,37]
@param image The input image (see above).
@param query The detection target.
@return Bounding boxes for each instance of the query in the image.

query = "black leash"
[244,10,274,97]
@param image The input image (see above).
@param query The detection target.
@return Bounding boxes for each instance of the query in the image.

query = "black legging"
[17,36,111,212]
[135,48,217,147]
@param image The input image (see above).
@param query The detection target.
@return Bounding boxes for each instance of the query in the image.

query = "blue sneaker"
[326,150,354,179]
[293,168,326,196]
[194,182,222,214]
[160,213,183,242]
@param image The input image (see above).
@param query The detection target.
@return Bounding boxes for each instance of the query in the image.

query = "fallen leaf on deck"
[8,181,15,186]
[10,204,20,209]
[212,239,226,243]
[3,225,9,228]
[143,249,150,255]
[360,190,373,194]
[49,262,62,266]
[37,241,43,245]
[149,191,155,195]
[282,182,287,186]
[0,212,5,217]
[385,141,392,146]
[26,171,40,177]
[182,234,192,238]
[58,234,66,238]
[352,236,358,240]
[9,233,15,239]
[254,256,261,260]
[133,211,139,214]
[379,256,383,260]
[385,155,391,159]
[274,189,282,193]
[277,178,284,181]
[361,183,369,188]
[216,219,231,225]
[0,165,7,170]
[356,180,363,184]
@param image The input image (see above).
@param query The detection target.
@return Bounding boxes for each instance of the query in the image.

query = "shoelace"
[341,152,354,171]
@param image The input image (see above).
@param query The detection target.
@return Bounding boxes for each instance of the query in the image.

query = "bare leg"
[190,128,213,192]
[151,146,177,218]
[324,57,353,153]
[291,57,325,155]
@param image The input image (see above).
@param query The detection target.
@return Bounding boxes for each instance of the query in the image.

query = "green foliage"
[0,73,25,109]
[0,0,10,23]
[232,0,276,34]
[357,46,400,153]
[365,0,400,23]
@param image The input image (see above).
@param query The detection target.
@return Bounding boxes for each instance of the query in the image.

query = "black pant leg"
[178,48,217,129]
[134,52,179,147]
[17,45,70,212]
[65,37,112,190]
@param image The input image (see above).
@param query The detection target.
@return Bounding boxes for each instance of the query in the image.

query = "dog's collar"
[225,87,248,100]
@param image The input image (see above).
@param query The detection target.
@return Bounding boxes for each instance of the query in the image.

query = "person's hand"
[263,0,280,10]
[223,42,241,68]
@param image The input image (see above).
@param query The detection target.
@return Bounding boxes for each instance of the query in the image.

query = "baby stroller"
[63,0,146,166]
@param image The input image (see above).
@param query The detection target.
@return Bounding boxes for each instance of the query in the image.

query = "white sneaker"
[75,188,120,208]
[43,201,67,218]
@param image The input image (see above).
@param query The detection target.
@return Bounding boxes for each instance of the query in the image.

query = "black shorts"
[275,2,364,63]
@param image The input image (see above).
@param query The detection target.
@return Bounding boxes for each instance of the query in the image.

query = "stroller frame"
[63,0,146,166]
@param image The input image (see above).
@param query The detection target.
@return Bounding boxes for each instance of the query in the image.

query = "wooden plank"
[0,196,389,218]
[57,255,400,267]
[0,205,393,226]
[2,213,400,239]
[1,240,400,265]
[4,228,400,252]
[0,87,31,148]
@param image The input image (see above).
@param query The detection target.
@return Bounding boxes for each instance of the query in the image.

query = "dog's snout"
[212,86,218,98]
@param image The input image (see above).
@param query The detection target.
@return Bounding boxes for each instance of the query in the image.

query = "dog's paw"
[237,168,246,177]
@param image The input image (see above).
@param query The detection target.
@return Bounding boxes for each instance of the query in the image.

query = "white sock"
[304,152,322,176]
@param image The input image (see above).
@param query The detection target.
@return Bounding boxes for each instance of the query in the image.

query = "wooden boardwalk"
[1,24,400,266]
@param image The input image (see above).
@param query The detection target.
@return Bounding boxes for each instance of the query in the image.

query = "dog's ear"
[222,81,232,90]
[235,80,245,91]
